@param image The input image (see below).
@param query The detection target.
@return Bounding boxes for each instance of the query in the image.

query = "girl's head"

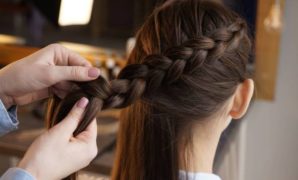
[47,0,254,179]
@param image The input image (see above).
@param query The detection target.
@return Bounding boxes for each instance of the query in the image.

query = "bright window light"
[58,0,94,26]
[0,34,25,44]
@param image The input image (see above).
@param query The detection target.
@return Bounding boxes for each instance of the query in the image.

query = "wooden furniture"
[0,43,126,67]
[0,45,38,65]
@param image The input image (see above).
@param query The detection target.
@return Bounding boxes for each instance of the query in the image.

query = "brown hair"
[46,0,252,179]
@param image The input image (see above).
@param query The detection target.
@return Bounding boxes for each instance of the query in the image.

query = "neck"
[179,122,223,173]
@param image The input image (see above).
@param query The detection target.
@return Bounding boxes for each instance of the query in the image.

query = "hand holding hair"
[18,97,98,180]
[0,44,100,109]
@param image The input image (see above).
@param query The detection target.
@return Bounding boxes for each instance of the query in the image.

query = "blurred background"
[0,0,297,180]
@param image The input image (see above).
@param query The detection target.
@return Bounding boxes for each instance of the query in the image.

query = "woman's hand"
[18,97,98,180]
[0,44,100,108]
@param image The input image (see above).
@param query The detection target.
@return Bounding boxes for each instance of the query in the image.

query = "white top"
[179,171,221,180]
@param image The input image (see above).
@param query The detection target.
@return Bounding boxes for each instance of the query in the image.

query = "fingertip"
[76,97,89,109]
[88,67,100,78]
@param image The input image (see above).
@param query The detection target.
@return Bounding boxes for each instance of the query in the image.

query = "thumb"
[55,97,89,136]
[53,66,100,83]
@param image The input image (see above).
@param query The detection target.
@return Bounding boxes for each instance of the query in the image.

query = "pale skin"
[0,44,100,180]
[179,79,254,173]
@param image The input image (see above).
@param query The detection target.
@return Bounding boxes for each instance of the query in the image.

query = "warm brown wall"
[254,0,285,100]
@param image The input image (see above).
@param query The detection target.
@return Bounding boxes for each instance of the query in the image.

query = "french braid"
[47,18,247,136]
[46,0,252,179]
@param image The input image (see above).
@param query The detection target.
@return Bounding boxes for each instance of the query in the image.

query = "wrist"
[0,93,14,109]
[0,79,14,108]
[18,161,39,180]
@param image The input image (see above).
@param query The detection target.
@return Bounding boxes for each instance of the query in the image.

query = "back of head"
[112,0,251,179]
[46,0,252,179]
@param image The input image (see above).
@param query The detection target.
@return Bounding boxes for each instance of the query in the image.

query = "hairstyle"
[46,0,252,179]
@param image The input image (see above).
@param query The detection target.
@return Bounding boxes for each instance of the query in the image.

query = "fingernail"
[88,68,100,78]
[77,97,89,108]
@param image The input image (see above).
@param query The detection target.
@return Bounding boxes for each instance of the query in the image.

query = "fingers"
[53,66,100,82]
[66,50,92,67]
[55,97,89,136]
[41,44,100,86]
[47,44,92,67]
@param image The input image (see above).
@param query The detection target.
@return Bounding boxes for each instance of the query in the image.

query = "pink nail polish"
[88,68,100,78]
[77,97,89,108]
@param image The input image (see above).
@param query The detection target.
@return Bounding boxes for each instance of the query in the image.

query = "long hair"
[46,0,252,180]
